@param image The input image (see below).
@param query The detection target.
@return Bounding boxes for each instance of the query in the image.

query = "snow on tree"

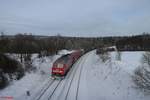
[98,50,111,63]
[133,52,150,93]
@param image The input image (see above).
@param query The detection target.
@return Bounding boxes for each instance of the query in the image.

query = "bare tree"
[141,52,150,66]
[98,49,111,63]
[133,52,150,93]
[116,51,121,61]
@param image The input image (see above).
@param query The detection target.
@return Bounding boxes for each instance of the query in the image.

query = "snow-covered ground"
[0,50,150,100]
[0,50,73,100]
[111,51,144,74]
[78,51,149,100]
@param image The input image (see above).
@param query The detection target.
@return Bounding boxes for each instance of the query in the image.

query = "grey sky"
[0,0,150,36]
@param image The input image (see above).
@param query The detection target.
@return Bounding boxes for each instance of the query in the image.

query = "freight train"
[51,50,83,79]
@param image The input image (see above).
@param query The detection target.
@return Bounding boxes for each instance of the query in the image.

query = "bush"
[0,53,20,73]
[98,51,111,63]
[15,64,25,80]
[0,72,8,89]
[0,53,25,89]
[116,51,121,61]
[141,52,150,66]
[133,65,150,92]
[133,52,150,93]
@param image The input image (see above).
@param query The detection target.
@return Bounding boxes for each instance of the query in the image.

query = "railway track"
[31,59,78,100]
[56,52,91,100]
[48,80,63,100]
[65,56,85,100]
[75,56,87,100]
[33,79,63,100]
[46,60,80,100]
[66,53,90,100]
[32,51,91,100]
[35,79,55,100]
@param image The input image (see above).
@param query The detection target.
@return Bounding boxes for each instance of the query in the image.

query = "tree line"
[116,33,150,51]
[0,33,120,54]
[1,33,150,54]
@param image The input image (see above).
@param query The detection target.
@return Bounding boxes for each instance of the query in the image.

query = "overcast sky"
[0,0,150,36]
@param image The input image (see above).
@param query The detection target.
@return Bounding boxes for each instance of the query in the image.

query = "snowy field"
[78,51,150,100]
[0,50,150,100]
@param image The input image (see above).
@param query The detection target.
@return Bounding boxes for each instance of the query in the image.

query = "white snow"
[77,51,150,100]
[111,51,144,74]
[58,50,75,55]
[0,50,150,100]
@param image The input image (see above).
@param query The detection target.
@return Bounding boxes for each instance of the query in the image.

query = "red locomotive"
[51,50,83,79]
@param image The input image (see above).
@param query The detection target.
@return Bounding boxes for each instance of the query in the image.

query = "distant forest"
[0,32,150,54]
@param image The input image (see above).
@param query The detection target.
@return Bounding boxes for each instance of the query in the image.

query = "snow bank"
[79,50,150,100]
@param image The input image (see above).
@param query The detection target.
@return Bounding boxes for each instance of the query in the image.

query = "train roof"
[54,54,70,64]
